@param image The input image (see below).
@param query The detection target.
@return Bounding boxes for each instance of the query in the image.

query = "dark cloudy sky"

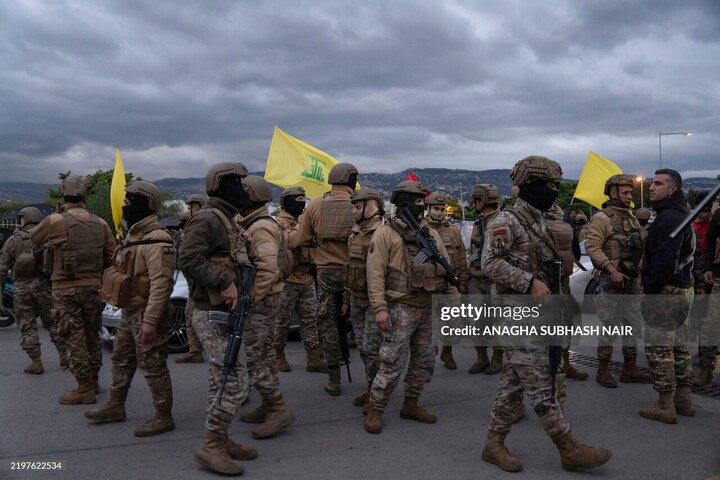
[1,0,718,183]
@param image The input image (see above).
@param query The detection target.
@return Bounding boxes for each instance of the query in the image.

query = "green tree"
[0,200,24,217]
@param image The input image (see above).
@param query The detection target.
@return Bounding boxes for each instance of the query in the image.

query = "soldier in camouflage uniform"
[179,163,257,476]
[342,188,385,411]
[585,175,652,388]
[176,194,208,364]
[276,186,326,373]
[635,208,651,229]
[481,156,611,473]
[696,201,720,385]
[235,176,295,440]
[467,184,504,374]
[639,169,696,424]
[0,207,66,374]
[85,181,176,437]
[364,181,460,434]
[31,175,115,405]
[296,163,358,396]
[424,191,469,370]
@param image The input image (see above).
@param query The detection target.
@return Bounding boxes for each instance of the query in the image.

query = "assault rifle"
[670,175,720,239]
[397,207,460,287]
[547,259,563,405]
[467,218,486,265]
[214,266,257,406]
[333,289,353,383]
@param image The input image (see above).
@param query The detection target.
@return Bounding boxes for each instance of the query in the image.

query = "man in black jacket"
[640,169,696,424]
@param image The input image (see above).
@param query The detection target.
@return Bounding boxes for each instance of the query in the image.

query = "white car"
[100,270,190,354]
[569,240,599,314]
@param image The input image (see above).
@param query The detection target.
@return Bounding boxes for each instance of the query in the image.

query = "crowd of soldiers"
[1,155,718,476]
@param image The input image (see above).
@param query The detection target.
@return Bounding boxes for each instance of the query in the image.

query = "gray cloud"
[1,0,718,184]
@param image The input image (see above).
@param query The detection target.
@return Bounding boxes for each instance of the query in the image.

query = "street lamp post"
[636,176,644,209]
[659,131,692,168]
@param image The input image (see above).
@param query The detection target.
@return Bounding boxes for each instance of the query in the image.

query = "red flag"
[406,170,419,182]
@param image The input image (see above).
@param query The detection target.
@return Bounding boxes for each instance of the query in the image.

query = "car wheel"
[167,298,189,354]
[0,309,14,328]
[582,277,600,314]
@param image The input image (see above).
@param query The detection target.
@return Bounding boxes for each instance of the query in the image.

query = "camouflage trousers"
[111,307,173,412]
[349,294,382,383]
[13,279,65,359]
[184,298,203,354]
[316,268,343,368]
[369,302,434,411]
[52,287,103,380]
[243,293,282,398]
[489,349,571,438]
[642,285,694,393]
[696,281,720,359]
[275,280,320,352]
[595,280,642,361]
[192,308,249,434]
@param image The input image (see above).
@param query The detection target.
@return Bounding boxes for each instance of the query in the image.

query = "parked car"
[569,240,599,314]
[101,270,190,354]
[1,280,14,327]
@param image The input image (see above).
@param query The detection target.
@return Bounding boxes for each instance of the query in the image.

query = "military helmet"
[351,188,382,204]
[280,186,306,203]
[574,212,588,223]
[125,180,161,212]
[17,206,44,225]
[390,181,427,204]
[185,194,208,206]
[604,174,636,196]
[635,208,651,221]
[60,175,89,197]
[425,192,449,206]
[471,184,499,204]
[205,162,248,193]
[328,163,358,185]
[242,175,273,202]
[510,156,563,186]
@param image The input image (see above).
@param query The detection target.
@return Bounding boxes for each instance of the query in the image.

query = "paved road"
[1,325,720,479]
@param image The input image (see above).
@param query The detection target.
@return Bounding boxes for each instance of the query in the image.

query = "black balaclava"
[519,181,558,212]
[346,173,358,191]
[122,193,152,228]
[395,193,425,221]
[213,175,249,212]
[283,197,305,218]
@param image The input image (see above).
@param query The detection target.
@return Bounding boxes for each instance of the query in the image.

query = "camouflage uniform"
[0,222,65,366]
[31,198,115,400]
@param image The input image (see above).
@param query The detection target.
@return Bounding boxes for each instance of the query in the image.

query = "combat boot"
[673,386,695,417]
[440,346,457,370]
[24,357,43,375]
[563,351,588,381]
[84,390,127,422]
[693,356,715,386]
[484,348,503,375]
[276,349,290,372]
[240,398,269,424]
[365,407,383,434]
[92,368,100,394]
[399,396,437,424]
[596,360,617,388]
[58,350,69,368]
[469,347,489,374]
[223,435,258,461]
[134,408,175,437]
[58,377,96,405]
[639,392,677,424]
[552,431,612,471]
[481,431,522,472]
[353,391,368,407]
[174,351,204,363]
[325,366,341,396]
[620,356,652,383]
[252,394,295,439]
[305,346,328,373]
[195,430,244,476]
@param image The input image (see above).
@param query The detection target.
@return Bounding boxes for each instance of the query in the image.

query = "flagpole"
[459,186,466,221]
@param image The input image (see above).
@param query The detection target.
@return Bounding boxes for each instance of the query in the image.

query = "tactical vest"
[544,217,574,279]
[52,212,106,279]
[278,219,313,268]
[319,194,354,242]
[205,207,249,305]
[385,222,448,294]
[244,215,293,282]
[600,208,643,275]
[11,230,42,281]
[344,232,372,294]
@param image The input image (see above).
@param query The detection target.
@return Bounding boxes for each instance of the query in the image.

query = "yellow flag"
[573,151,623,209]
[264,127,356,198]
[110,145,126,236]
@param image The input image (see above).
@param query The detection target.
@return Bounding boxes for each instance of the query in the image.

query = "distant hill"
[1,171,717,204]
